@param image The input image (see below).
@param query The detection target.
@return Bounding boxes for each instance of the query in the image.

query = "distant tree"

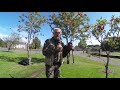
[101,37,120,51]
[0,38,5,47]
[78,38,87,53]
[3,33,20,51]
[31,37,41,49]
[74,46,80,51]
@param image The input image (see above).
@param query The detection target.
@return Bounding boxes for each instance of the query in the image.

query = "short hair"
[53,28,62,33]
[54,28,62,32]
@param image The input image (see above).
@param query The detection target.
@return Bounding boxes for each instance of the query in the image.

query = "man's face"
[53,29,62,39]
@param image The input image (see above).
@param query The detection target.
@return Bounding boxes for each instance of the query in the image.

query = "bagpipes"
[62,41,74,63]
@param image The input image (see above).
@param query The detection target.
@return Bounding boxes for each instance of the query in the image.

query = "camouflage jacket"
[42,37,64,66]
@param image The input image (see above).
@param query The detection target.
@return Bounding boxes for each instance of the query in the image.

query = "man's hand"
[56,44,63,51]
[46,43,55,50]
[45,43,55,53]
[57,44,62,48]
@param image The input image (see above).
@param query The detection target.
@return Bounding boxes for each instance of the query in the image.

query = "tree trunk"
[72,50,74,63]
[7,43,12,52]
[8,47,10,52]
[27,34,31,65]
[105,52,110,78]
[83,50,84,53]
[66,37,70,64]
[99,48,102,58]
[67,53,70,64]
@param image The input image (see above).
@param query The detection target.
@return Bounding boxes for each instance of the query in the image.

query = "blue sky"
[0,12,120,46]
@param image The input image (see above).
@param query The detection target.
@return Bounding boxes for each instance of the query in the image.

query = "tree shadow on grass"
[32,57,45,63]
[91,53,120,59]
[0,50,14,53]
[0,56,45,63]
[0,56,17,62]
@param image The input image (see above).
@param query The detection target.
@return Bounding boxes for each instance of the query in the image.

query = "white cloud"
[20,37,28,43]
[86,38,100,45]
[0,33,8,39]
[40,39,45,47]
[71,38,101,47]
[0,26,27,43]
[0,33,28,44]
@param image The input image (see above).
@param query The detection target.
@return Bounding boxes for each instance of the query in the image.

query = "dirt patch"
[26,67,45,78]
[27,72,40,78]
[99,69,113,74]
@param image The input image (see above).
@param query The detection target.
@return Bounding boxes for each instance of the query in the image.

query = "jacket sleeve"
[42,39,55,57]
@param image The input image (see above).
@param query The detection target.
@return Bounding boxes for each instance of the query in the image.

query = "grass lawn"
[60,56,120,78]
[1,51,120,78]
[40,55,120,78]
[0,51,45,78]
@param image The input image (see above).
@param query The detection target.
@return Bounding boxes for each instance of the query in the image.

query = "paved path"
[73,51,120,66]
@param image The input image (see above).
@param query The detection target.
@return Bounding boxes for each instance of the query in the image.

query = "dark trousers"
[45,62,61,78]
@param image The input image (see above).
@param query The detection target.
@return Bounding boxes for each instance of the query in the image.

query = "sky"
[1,12,120,47]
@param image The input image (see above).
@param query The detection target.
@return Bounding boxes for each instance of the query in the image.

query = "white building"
[13,42,27,49]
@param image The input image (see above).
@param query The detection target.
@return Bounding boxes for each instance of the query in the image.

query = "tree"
[75,22,91,53]
[91,16,120,78]
[101,37,120,51]
[78,38,87,53]
[0,38,5,47]
[31,37,41,49]
[48,12,89,64]
[3,33,20,51]
[74,46,80,51]
[18,12,46,65]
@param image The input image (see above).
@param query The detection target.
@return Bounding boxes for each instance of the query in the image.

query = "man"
[42,28,73,78]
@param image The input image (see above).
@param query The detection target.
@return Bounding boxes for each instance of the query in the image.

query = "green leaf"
[33,25,40,28]
[107,32,111,36]
[103,19,107,23]
[99,21,104,25]
[34,18,38,22]
[35,12,39,15]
